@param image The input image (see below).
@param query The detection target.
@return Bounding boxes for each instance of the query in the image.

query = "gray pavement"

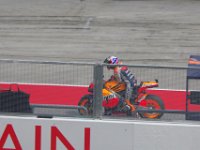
[0,0,200,121]
[0,0,200,66]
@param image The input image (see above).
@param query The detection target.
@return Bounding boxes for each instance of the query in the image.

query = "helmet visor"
[104,58,111,64]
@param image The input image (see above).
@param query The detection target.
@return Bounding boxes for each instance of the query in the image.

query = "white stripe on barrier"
[0,81,88,87]
[0,116,199,150]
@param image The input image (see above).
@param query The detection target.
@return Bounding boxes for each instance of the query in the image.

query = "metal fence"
[0,59,199,121]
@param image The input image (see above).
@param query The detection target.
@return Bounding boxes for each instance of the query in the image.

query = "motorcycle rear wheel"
[78,94,93,116]
[138,95,165,119]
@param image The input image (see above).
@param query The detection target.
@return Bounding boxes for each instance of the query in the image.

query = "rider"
[103,56,136,112]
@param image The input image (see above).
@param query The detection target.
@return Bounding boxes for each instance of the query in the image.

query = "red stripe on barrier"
[0,83,200,111]
[0,83,88,105]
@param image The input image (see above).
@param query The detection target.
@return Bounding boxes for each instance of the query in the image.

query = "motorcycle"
[78,78,165,119]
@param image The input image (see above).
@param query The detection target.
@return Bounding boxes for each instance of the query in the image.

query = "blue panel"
[187,55,200,79]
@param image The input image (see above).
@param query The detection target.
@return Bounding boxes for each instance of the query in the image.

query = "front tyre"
[138,95,165,119]
[78,94,93,116]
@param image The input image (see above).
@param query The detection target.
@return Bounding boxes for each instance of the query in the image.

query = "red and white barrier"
[0,116,200,150]
[0,83,200,111]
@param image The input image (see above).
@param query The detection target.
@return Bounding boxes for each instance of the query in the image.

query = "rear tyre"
[78,94,93,116]
[138,95,165,119]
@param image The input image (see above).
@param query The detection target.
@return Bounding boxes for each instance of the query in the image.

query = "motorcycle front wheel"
[138,94,165,119]
[78,94,93,116]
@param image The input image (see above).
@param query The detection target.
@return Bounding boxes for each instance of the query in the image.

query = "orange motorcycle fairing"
[104,80,126,93]
[102,89,120,109]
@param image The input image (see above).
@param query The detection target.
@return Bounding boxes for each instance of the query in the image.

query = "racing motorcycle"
[78,78,165,119]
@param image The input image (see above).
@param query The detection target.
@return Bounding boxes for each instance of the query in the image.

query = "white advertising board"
[0,116,134,150]
[0,116,200,150]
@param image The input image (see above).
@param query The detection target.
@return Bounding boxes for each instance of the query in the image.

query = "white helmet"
[104,56,119,69]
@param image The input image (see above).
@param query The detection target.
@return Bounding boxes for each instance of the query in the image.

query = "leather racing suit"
[113,66,137,104]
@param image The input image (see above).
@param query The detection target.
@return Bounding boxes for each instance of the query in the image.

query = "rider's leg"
[124,83,135,112]
[125,99,135,112]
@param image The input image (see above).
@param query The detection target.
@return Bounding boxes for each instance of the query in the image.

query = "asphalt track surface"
[0,0,200,121]
[0,0,200,66]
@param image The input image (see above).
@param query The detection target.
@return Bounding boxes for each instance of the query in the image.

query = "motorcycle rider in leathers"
[104,56,136,112]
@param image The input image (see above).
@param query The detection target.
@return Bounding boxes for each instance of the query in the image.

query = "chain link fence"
[0,59,199,121]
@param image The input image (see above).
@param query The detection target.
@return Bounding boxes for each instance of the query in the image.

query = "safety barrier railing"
[0,59,199,121]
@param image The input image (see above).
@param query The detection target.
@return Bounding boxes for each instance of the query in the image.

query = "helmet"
[104,56,119,69]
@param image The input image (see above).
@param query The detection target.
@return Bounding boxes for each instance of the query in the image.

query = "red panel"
[0,83,200,111]
[0,83,88,105]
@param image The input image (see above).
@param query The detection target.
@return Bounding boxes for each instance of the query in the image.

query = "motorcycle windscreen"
[187,55,200,79]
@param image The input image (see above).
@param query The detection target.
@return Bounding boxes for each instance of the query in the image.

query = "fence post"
[93,63,103,118]
[185,77,189,120]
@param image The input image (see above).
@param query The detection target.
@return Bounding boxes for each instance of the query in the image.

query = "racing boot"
[120,102,131,112]
[125,99,135,112]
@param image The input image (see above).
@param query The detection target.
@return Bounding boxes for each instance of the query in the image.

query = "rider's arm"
[113,67,122,82]
[121,74,132,100]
